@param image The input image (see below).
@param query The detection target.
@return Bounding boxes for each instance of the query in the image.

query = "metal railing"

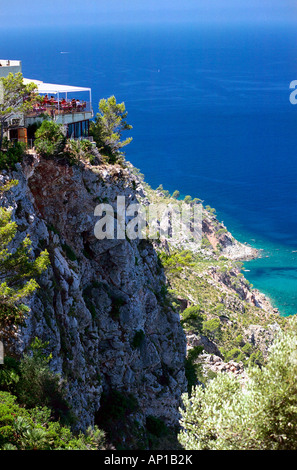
[10,136,94,149]
[27,101,93,118]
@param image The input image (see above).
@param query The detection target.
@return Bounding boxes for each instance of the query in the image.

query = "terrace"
[23,79,94,127]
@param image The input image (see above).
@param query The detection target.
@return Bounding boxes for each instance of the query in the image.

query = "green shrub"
[201,237,211,248]
[248,350,264,367]
[66,139,98,165]
[185,346,204,394]
[34,121,66,159]
[179,318,297,450]
[0,141,26,170]
[235,334,244,346]
[187,345,204,363]
[184,195,192,204]
[224,348,245,363]
[0,391,105,450]
[172,190,180,199]
[158,250,194,274]
[202,318,221,340]
[0,357,20,392]
[242,343,253,355]
[180,306,205,332]
[15,338,70,424]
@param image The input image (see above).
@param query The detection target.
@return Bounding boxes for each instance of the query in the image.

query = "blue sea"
[2,22,297,316]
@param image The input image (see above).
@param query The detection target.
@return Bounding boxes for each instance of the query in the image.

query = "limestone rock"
[1,155,187,431]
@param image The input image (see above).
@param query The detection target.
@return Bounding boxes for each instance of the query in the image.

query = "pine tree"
[90,95,132,163]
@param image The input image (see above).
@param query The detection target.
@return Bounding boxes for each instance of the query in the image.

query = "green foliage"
[158,250,194,274]
[179,317,297,450]
[0,357,20,392]
[216,228,227,235]
[66,139,98,166]
[224,347,245,363]
[0,391,105,450]
[0,179,18,193]
[89,95,132,164]
[201,236,212,248]
[202,318,221,340]
[15,338,70,423]
[34,120,66,159]
[0,73,39,150]
[187,345,204,363]
[184,195,192,204]
[95,389,143,450]
[248,350,264,367]
[0,182,49,330]
[0,141,26,171]
[180,306,205,332]
[184,346,204,395]
[205,205,216,214]
[242,342,253,355]
[235,334,244,346]
[172,190,180,199]
[0,339,105,450]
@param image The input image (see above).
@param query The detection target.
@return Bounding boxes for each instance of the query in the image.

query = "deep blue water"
[2,23,297,315]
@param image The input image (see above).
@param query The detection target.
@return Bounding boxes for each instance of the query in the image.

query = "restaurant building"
[0,59,94,146]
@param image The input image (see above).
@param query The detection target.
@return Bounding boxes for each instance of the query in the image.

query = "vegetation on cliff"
[90,95,133,164]
[179,316,297,450]
[0,180,49,343]
[0,337,105,450]
[0,86,295,450]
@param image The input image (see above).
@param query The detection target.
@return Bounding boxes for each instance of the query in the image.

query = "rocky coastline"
[0,152,285,448]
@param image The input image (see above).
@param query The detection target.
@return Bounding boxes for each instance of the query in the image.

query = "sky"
[0,0,296,28]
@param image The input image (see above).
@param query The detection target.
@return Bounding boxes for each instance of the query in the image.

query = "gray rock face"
[198,353,247,383]
[1,156,187,431]
[187,333,222,357]
[244,323,281,358]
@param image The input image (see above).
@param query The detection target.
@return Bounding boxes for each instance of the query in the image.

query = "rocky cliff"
[1,154,187,438]
[0,151,285,448]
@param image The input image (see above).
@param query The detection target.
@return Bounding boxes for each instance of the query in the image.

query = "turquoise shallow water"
[215,212,297,317]
[243,240,297,317]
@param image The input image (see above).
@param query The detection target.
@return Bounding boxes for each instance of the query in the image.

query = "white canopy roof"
[23,78,91,94]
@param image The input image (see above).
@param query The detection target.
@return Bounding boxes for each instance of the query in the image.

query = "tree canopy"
[90,95,132,163]
[0,73,39,150]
